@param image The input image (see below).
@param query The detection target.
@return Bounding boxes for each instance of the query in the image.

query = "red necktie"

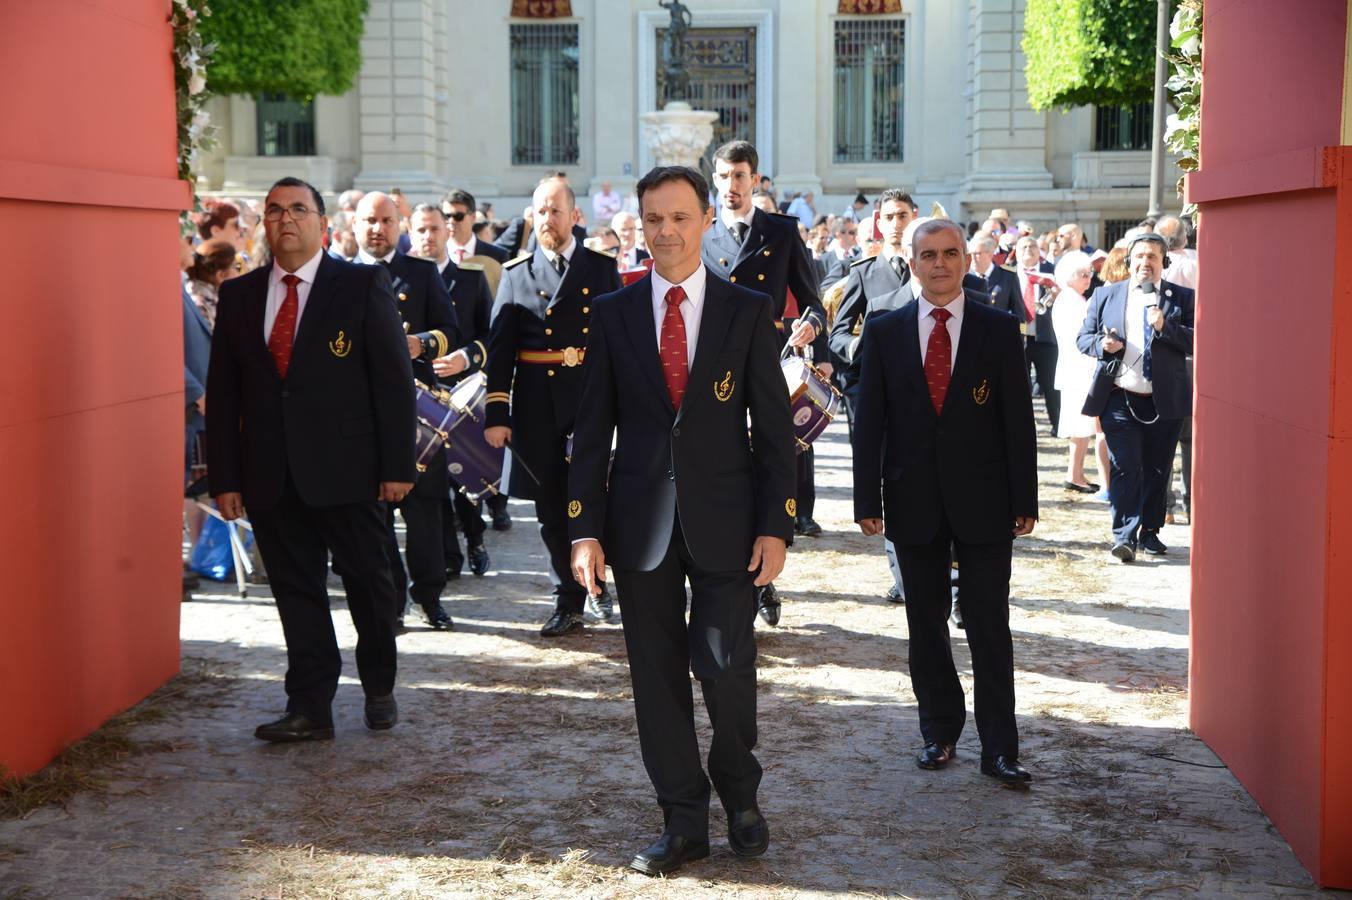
[925,307,953,414]
[1022,271,1037,320]
[660,285,689,409]
[269,274,301,378]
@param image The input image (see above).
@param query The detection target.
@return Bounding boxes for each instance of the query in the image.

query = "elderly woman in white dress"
[1050,251,1105,493]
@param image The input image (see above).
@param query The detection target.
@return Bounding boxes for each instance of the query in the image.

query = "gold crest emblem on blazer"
[973,378,990,405]
[329,330,352,358]
[714,370,735,402]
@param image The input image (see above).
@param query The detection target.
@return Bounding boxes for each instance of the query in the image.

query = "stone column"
[962,0,1054,193]
[590,0,638,195]
[773,1,820,194]
[353,0,447,200]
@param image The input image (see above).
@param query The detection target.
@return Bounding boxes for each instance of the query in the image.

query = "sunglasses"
[441,209,468,222]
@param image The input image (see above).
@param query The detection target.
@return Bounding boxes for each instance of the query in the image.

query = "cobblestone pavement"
[0,412,1336,899]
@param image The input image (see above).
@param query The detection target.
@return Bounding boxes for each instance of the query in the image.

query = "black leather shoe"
[364,693,397,730]
[423,603,454,630]
[1140,531,1169,555]
[757,583,781,626]
[1063,481,1100,494]
[981,755,1032,785]
[468,543,490,576]
[1111,541,1136,563]
[884,585,905,604]
[583,588,616,624]
[629,833,711,876]
[727,807,769,857]
[916,741,957,770]
[254,712,334,743]
[795,516,823,537]
[444,557,463,581]
[491,508,512,531]
[540,609,585,637]
[950,599,965,630]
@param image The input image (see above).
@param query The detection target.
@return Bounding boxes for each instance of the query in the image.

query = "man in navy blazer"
[1077,233,1195,561]
[207,177,416,742]
[853,218,1038,786]
[569,166,795,876]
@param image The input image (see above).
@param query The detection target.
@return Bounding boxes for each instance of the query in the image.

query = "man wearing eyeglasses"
[352,192,461,633]
[442,188,508,266]
[206,177,416,743]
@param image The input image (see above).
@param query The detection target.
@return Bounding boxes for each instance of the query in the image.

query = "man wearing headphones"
[1077,233,1195,562]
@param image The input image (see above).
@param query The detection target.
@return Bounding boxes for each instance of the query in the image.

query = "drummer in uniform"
[701,140,828,626]
[407,203,496,582]
[484,175,623,636]
[353,192,461,630]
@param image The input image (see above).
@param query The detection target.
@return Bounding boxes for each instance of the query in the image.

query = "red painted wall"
[0,2,187,777]
[1187,0,1351,887]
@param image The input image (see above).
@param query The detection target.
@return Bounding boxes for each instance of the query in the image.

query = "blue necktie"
[1142,303,1153,381]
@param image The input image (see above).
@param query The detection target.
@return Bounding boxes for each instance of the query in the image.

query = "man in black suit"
[853,218,1039,785]
[207,177,416,742]
[441,188,508,265]
[611,211,651,269]
[569,165,795,876]
[354,192,461,631]
[701,140,826,623]
[409,204,494,581]
[1077,233,1194,562]
[968,233,1025,322]
[1013,235,1061,436]
[484,176,622,636]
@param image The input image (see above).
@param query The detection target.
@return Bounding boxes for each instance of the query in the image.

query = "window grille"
[256,93,315,157]
[1103,218,1138,247]
[1094,103,1153,152]
[510,23,580,166]
[833,18,905,163]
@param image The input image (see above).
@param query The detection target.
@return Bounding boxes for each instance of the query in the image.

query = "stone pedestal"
[639,102,719,169]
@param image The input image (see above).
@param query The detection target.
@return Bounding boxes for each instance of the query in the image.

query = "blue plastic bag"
[190,515,253,581]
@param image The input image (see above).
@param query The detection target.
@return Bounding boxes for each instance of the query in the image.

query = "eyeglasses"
[264,203,316,222]
[844,229,857,235]
[441,209,468,222]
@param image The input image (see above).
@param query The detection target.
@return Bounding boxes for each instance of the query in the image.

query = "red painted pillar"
[1186,0,1352,887]
[0,2,188,777]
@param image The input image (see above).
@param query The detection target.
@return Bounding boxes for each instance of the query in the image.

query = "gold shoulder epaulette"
[458,262,485,271]
[503,254,530,269]
[850,256,874,268]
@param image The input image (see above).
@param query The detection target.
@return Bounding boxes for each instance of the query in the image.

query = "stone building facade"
[200,0,1179,244]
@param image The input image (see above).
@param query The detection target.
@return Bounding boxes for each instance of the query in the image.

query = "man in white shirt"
[611,211,650,269]
[1155,215,1198,289]
[591,179,623,223]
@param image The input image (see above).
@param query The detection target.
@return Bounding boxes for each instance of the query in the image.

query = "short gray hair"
[968,234,998,254]
[910,218,967,253]
[1154,215,1189,250]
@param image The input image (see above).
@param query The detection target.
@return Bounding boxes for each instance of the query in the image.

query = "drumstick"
[503,439,542,486]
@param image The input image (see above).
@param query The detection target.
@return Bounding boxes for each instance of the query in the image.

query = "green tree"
[200,0,369,97]
[1022,0,1161,110]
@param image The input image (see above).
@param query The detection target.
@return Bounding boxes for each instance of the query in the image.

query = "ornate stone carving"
[640,102,719,168]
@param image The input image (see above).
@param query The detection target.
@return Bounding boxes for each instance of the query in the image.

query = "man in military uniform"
[701,140,827,627]
[408,203,495,582]
[354,192,460,631]
[484,176,622,636]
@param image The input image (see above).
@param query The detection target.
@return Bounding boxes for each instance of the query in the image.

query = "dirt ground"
[0,413,1336,898]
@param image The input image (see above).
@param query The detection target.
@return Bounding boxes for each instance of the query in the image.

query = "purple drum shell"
[443,374,504,501]
[413,383,458,475]
[781,358,840,452]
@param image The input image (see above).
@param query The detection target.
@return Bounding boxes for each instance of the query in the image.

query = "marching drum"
[413,380,458,476]
[441,372,505,501]
[780,349,841,453]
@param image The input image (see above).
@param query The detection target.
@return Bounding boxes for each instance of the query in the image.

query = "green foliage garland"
[199,0,369,98]
[1023,0,1160,110]
[1164,0,1202,221]
[172,0,215,228]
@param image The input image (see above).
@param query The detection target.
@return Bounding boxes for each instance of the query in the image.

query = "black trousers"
[613,519,761,841]
[1026,338,1061,436]
[442,492,486,573]
[1100,391,1184,546]
[536,478,590,613]
[796,445,816,520]
[895,514,1018,759]
[248,477,399,724]
[384,494,446,612]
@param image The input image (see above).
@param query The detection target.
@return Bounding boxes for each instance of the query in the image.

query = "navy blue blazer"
[567,272,796,573]
[852,292,1038,545]
[1076,279,1195,420]
[974,265,1026,322]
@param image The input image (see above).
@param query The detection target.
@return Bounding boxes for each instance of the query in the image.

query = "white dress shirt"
[264,249,326,343]
[651,264,707,368]
[592,190,622,222]
[1163,248,1197,290]
[1116,283,1157,394]
[917,292,966,367]
[356,247,396,267]
[540,237,576,269]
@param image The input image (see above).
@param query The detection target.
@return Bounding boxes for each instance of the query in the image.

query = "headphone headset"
[1126,233,1172,270]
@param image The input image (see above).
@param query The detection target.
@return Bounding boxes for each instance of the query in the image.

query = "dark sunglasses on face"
[441,209,468,222]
